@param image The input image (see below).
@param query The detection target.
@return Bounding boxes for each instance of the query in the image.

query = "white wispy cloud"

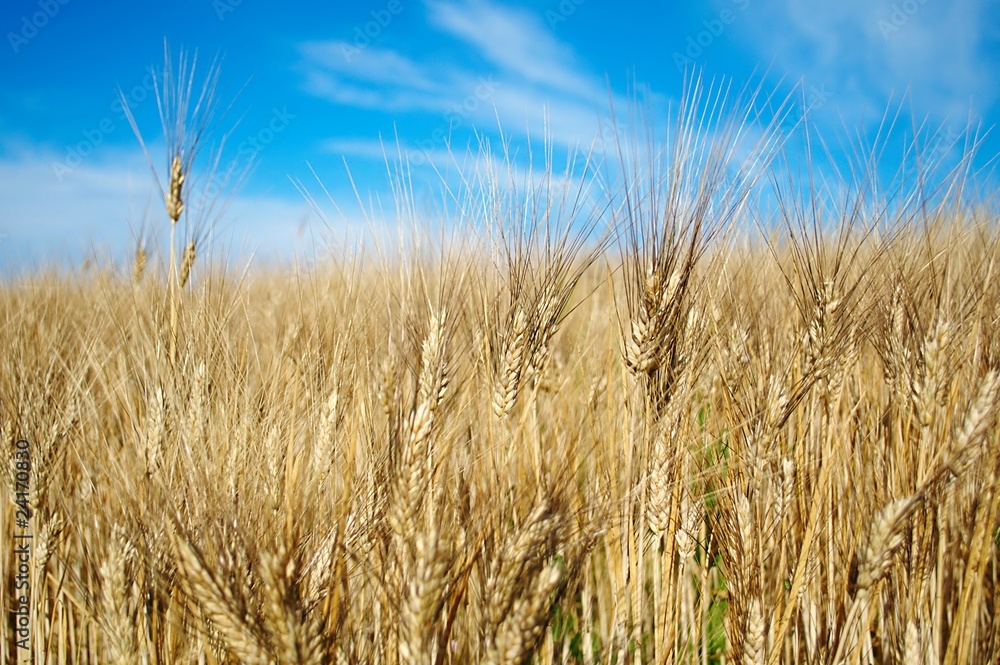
[736,0,997,127]
[301,0,627,161]
[299,41,438,91]
[298,38,491,117]
[322,137,402,162]
[298,39,455,113]
[424,0,601,101]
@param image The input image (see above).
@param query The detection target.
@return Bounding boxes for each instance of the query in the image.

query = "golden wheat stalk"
[132,244,147,284]
[179,240,196,288]
[485,562,562,665]
[100,525,138,664]
[258,545,325,664]
[166,154,185,224]
[493,308,527,418]
[171,531,271,665]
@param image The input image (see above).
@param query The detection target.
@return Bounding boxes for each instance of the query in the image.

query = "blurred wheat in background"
[2,60,1000,664]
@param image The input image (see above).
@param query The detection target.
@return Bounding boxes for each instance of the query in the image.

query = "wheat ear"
[493,308,527,418]
[100,525,138,664]
[485,562,563,665]
[171,531,271,665]
[132,243,147,284]
[167,154,185,223]
[179,240,196,288]
[259,544,326,665]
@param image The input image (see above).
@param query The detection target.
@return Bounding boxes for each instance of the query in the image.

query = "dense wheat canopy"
[2,76,1000,665]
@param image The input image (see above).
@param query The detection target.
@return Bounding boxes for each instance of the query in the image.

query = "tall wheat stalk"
[120,45,231,363]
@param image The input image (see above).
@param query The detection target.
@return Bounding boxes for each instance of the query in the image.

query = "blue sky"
[2,0,998,268]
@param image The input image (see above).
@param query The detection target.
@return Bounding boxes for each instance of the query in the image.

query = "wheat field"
[2,73,1000,664]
